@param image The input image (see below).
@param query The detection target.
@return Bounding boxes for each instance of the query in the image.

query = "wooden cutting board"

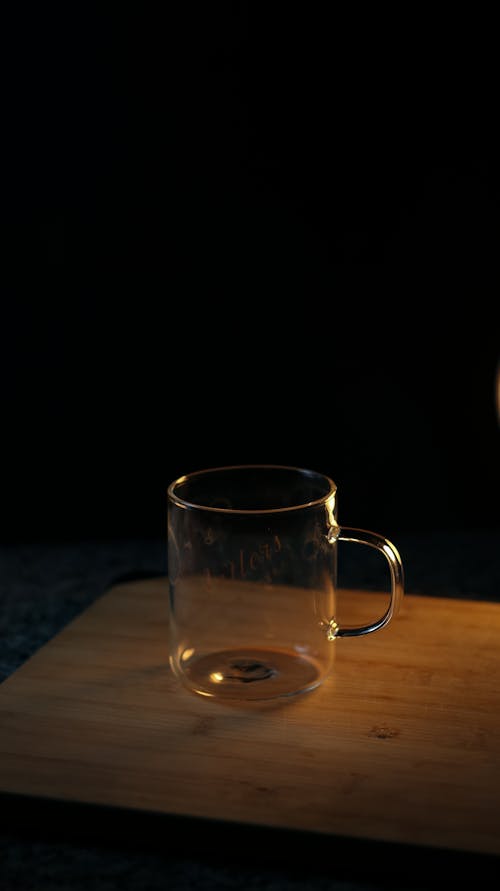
[1,577,500,858]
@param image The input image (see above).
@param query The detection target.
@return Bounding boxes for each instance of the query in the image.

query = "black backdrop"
[3,5,498,543]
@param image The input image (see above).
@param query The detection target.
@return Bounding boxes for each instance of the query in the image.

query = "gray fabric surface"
[1,532,499,889]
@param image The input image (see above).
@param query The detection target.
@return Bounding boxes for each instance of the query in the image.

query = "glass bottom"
[179,647,324,701]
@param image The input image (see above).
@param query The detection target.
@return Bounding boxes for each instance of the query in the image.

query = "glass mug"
[168,465,404,702]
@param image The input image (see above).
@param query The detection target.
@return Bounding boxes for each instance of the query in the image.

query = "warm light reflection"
[325,618,339,641]
[324,492,337,529]
[181,648,195,662]
[210,671,224,683]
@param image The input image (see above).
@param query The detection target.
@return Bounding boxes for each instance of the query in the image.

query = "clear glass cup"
[168,465,404,701]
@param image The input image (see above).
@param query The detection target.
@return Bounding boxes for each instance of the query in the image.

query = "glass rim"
[167,464,337,514]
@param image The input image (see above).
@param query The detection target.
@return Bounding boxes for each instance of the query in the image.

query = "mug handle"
[328,526,404,638]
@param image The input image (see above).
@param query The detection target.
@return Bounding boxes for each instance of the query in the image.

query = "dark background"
[3,5,498,544]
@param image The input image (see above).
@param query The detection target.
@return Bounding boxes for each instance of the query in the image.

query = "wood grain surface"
[1,578,499,856]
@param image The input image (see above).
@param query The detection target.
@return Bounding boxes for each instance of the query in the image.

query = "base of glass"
[178,647,323,701]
